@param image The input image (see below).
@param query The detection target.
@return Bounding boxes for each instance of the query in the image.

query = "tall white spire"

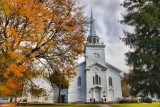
[87,7,99,43]
[89,6,97,37]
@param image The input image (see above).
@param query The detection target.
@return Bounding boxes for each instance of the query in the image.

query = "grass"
[111,103,160,107]
[3,104,100,107]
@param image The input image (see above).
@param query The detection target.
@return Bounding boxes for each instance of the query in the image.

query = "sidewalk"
[0,103,16,107]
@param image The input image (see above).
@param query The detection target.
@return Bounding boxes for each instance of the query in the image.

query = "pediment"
[85,62,107,71]
[106,62,122,73]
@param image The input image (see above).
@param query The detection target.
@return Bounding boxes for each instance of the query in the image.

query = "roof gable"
[86,62,107,71]
[106,62,122,73]
[78,61,122,73]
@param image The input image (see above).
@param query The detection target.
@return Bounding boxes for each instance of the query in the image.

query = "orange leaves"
[66,70,77,79]
[64,66,77,79]
[7,79,16,90]
[6,63,17,74]
[62,19,77,31]
[17,0,50,30]
[8,51,23,61]
[7,27,18,39]
[6,63,26,77]
[1,87,12,96]
[0,0,87,96]
[1,78,23,96]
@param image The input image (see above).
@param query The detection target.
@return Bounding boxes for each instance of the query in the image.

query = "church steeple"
[87,7,99,43]
[90,7,97,37]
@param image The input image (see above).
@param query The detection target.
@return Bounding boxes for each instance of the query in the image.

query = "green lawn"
[6,104,99,107]
[111,103,160,107]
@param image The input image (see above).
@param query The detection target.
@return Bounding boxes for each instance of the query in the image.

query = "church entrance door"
[93,87,100,101]
[109,90,114,101]
[77,89,82,101]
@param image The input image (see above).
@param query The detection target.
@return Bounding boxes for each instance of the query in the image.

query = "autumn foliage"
[0,0,87,96]
[121,72,131,97]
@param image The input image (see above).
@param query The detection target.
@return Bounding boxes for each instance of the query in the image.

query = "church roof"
[79,61,122,73]
[106,62,122,73]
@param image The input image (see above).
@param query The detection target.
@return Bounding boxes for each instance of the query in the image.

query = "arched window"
[78,77,81,86]
[99,77,101,85]
[95,75,98,85]
[109,77,112,86]
[93,77,95,85]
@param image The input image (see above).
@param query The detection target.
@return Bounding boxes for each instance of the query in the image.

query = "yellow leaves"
[0,0,13,15]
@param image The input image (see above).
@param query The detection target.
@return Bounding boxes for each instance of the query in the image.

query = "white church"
[66,10,122,103]
[0,10,122,103]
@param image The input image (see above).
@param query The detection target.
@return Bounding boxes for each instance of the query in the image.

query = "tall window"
[78,77,81,86]
[93,75,101,85]
[93,77,95,85]
[99,77,101,85]
[109,77,113,86]
[95,75,98,84]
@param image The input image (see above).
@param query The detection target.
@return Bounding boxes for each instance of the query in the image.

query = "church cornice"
[85,62,108,71]
[84,61,122,73]
[106,62,122,73]
[91,85,103,89]
[86,43,106,48]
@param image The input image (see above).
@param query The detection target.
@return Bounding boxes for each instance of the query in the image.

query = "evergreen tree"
[121,0,160,97]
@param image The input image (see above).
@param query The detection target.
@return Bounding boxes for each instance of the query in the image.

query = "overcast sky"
[78,0,133,72]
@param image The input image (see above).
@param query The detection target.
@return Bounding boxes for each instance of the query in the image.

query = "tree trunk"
[14,97,17,102]
[10,97,13,102]
[58,88,61,103]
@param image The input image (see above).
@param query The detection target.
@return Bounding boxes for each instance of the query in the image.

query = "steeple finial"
[90,6,97,37]
[87,7,99,43]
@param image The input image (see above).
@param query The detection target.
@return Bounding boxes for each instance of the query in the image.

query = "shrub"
[119,98,138,103]
[119,99,129,103]
[129,98,137,103]
[144,98,152,103]
[22,98,27,102]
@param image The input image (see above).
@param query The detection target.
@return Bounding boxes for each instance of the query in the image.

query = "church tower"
[85,8,106,67]
[85,8,108,102]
